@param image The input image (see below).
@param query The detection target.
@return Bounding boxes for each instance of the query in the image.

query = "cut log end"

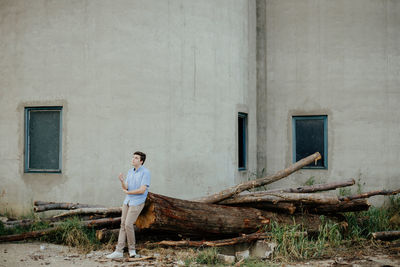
[136,203,155,229]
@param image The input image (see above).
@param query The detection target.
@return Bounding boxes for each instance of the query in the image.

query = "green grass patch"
[195,247,221,265]
[43,217,101,253]
[267,218,343,261]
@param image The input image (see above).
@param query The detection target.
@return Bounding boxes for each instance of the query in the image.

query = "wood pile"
[1,152,400,245]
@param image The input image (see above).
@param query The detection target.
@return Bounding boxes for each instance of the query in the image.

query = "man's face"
[132,154,142,168]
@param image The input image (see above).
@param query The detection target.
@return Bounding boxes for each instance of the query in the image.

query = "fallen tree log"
[0,227,58,242]
[301,199,370,214]
[263,179,355,194]
[372,231,400,241]
[145,232,272,248]
[96,228,120,242]
[227,202,297,214]
[135,192,324,236]
[81,217,121,229]
[34,201,104,212]
[53,207,122,219]
[196,152,321,204]
[219,192,340,205]
[339,189,400,201]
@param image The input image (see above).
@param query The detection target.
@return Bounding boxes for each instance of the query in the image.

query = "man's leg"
[115,204,129,252]
[124,203,145,252]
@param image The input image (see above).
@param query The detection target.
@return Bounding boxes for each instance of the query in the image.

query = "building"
[1,0,399,215]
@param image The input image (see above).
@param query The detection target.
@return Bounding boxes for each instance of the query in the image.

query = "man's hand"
[118,173,124,183]
[123,188,128,194]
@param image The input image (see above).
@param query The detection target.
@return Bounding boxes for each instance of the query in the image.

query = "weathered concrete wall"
[0,0,257,215]
[264,0,400,205]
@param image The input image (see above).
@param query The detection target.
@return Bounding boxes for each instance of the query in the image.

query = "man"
[106,151,150,259]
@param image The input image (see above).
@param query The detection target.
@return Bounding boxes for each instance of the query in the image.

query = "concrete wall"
[0,0,257,215]
[263,0,400,205]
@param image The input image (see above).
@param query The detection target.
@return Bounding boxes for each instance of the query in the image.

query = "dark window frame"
[292,115,328,169]
[238,112,247,171]
[24,106,63,173]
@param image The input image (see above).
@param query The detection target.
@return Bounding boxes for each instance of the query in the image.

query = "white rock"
[217,254,236,264]
[250,240,277,259]
[235,249,250,261]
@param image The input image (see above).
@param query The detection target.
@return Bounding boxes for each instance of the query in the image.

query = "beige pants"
[115,203,145,252]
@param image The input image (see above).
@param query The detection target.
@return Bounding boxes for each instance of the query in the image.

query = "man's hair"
[134,151,146,164]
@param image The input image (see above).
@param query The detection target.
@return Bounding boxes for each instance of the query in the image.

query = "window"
[25,107,62,173]
[292,115,327,169]
[238,113,247,170]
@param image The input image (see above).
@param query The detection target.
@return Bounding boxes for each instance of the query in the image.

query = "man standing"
[106,151,150,259]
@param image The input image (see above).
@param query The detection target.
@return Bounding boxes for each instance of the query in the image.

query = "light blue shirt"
[123,165,150,206]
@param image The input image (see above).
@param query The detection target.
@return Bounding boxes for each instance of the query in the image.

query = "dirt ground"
[1,241,400,267]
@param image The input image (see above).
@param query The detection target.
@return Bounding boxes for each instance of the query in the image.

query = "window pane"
[238,114,247,169]
[295,118,325,168]
[29,110,60,170]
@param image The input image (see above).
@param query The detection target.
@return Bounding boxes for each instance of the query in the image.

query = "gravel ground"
[1,241,400,266]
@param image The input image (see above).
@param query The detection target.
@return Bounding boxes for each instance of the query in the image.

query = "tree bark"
[96,228,120,242]
[219,192,340,205]
[339,189,400,201]
[81,217,121,229]
[0,228,58,243]
[146,232,272,247]
[135,192,324,236]
[227,202,297,214]
[300,199,370,214]
[195,152,322,204]
[372,231,400,241]
[34,201,104,212]
[53,207,122,218]
[263,179,355,194]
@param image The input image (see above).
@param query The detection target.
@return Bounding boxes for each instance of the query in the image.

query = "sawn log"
[264,179,355,194]
[146,232,272,247]
[372,231,400,241]
[195,152,321,204]
[34,201,104,212]
[135,192,324,236]
[218,192,340,205]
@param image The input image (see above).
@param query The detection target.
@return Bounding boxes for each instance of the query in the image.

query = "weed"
[338,187,352,196]
[0,219,51,236]
[195,247,220,265]
[356,178,365,194]
[43,217,100,253]
[304,176,316,186]
[267,217,344,261]
[344,206,393,240]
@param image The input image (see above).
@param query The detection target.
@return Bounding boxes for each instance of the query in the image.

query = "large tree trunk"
[195,152,321,204]
[135,192,324,236]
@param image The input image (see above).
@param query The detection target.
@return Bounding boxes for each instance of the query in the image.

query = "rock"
[250,240,276,259]
[217,254,236,264]
[235,249,249,261]
[86,253,93,258]
[176,259,185,266]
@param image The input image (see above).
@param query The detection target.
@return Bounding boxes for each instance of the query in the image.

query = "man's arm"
[118,173,127,190]
[123,185,147,195]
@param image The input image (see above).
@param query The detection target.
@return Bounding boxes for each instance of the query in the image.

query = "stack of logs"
[2,152,400,245]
